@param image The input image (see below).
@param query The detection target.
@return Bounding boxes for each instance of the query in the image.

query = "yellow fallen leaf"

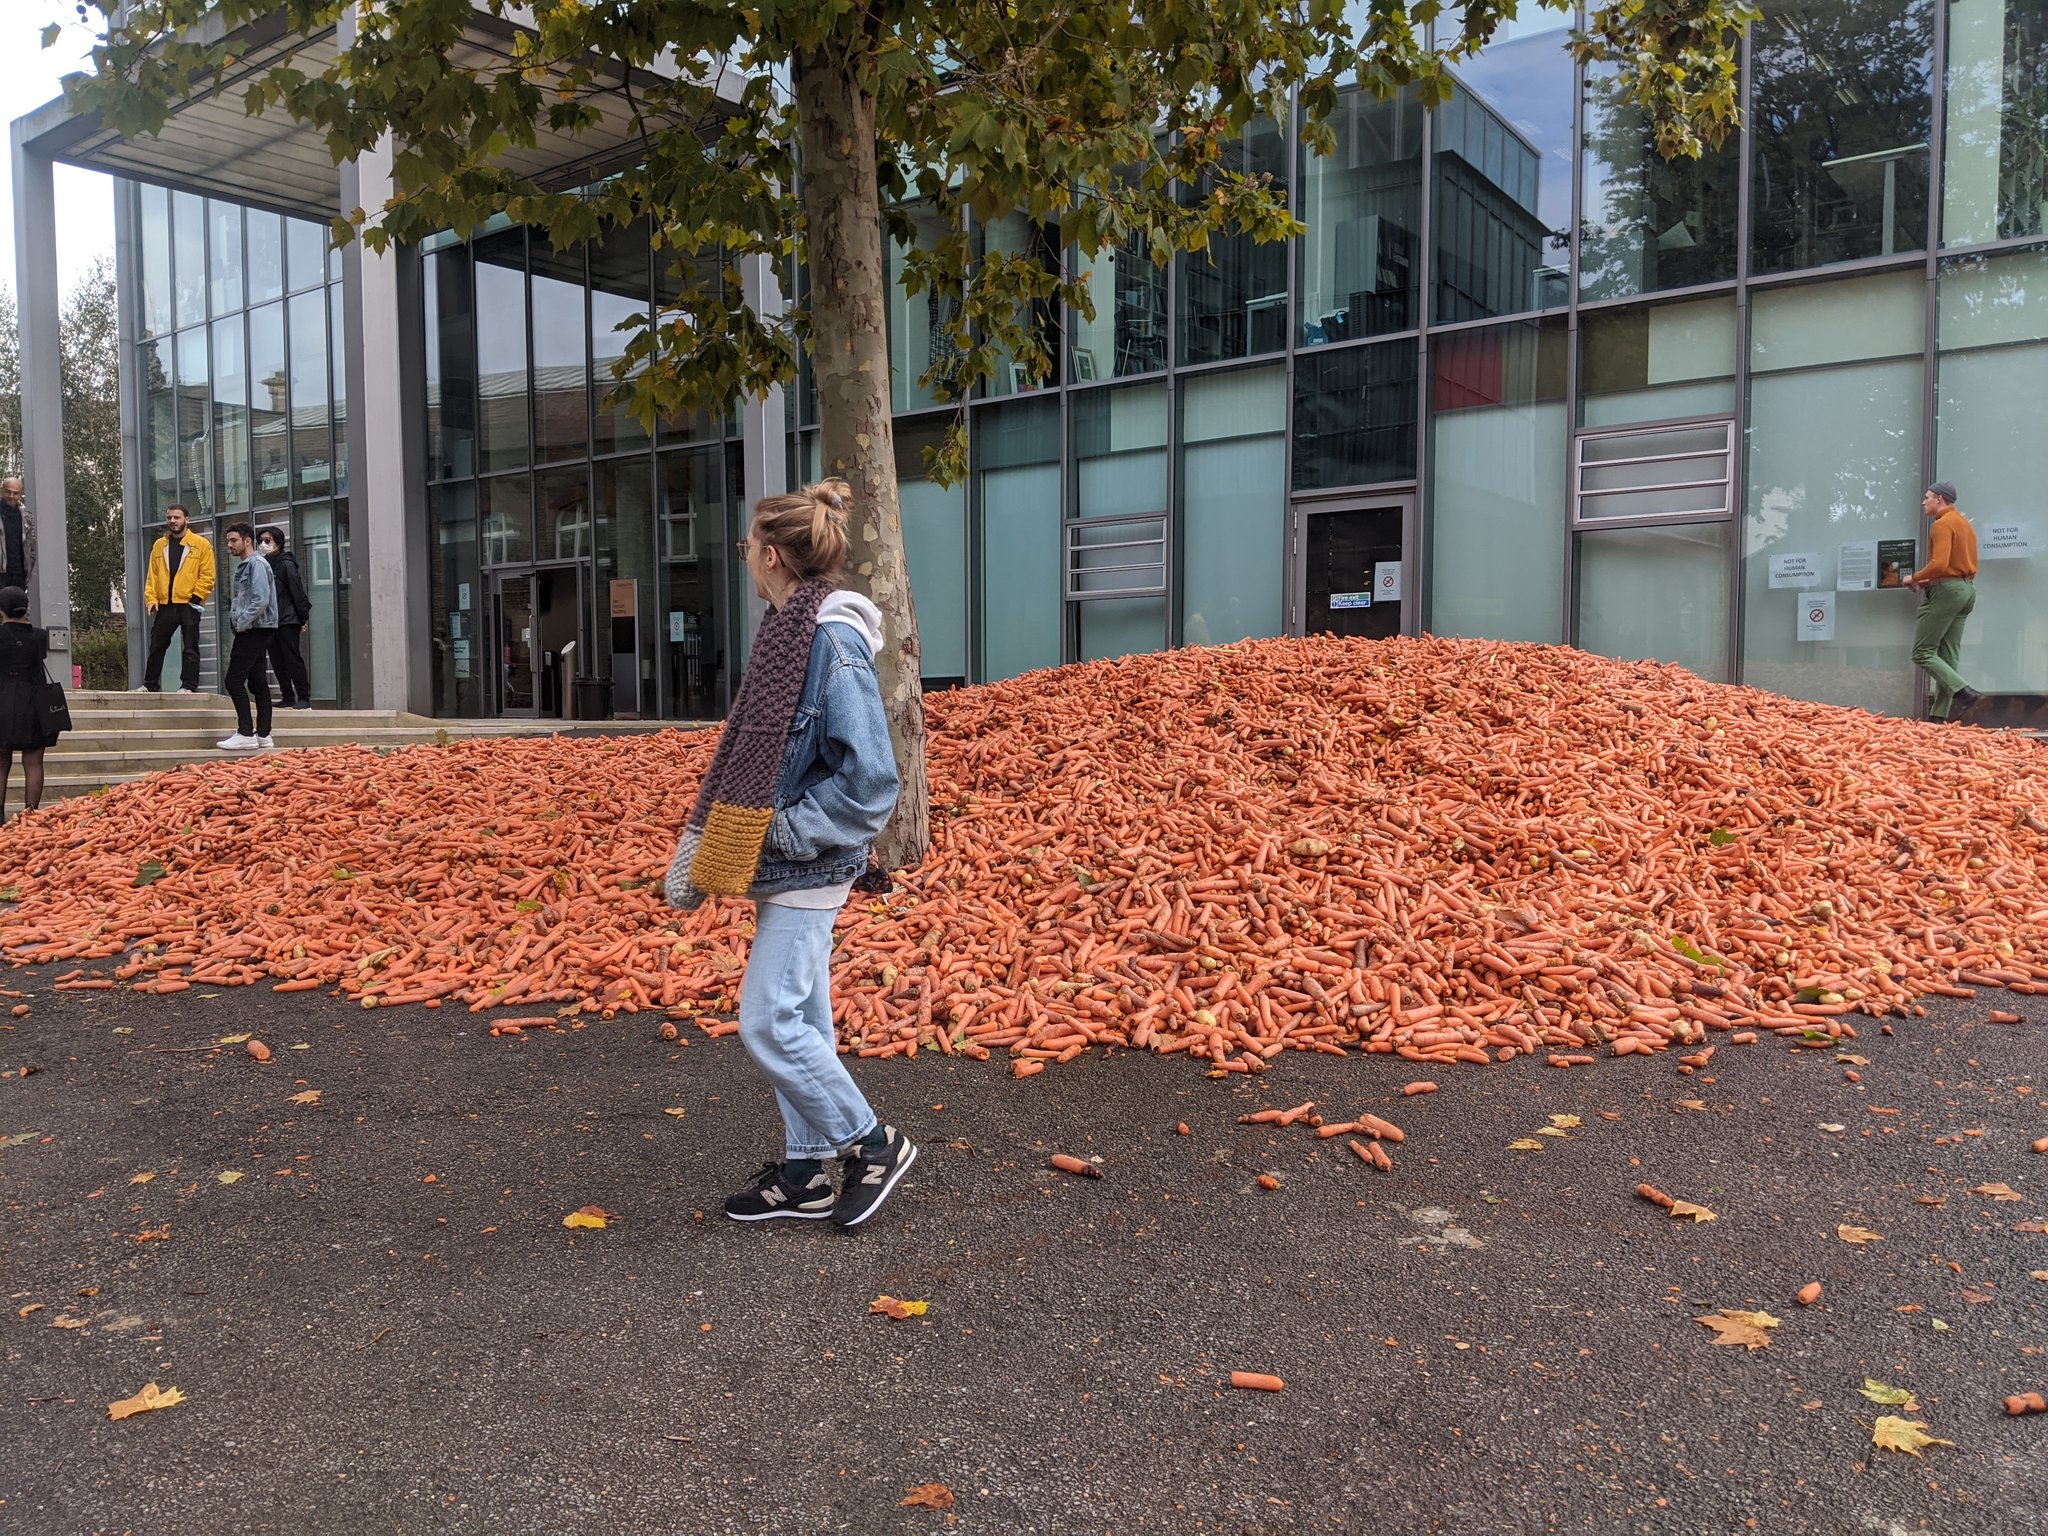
[51,1315,90,1330]
[2031,1271,2048,1283]
[1836,1053,1869,1066]
[900,1483,955,1510]
[1971,1183,2022,1202]
[1548,1114,1582,1129]
[216,1171,244,1185]
[1837,1224,1883,1244]
[287,1090,322,1106]
[1696,1308,1780,1349]
[18,1303,44,1317]
[107,1382,186,1421]
[562,1204,615,1230]
[1675,1099,1709,1112]
[870,1295,929,1319]
[1861,1379,1921,1412]
[1507,1138,1545,1151]
[128,1171,155,1185]
[663,1107,687,1117]
[1871,1416,1951,1456]
[1534,1126,1570,1138]
[217,1033,251,1046]
[1669,1200,1718,1223]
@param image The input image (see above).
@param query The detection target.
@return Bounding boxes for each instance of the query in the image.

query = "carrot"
[1229,1371,1284,1392]
[245,1040,271,1062]
[2032,1137,2048,1154]
[1255,1174,1280,1191]
[1048,1153,1100,1179]
[2004,1393,2047,1416]
[1401,1081,1438,1096]
[1988,1010,2022,1024]
[1796,1282,1822,1306]
[1636,1184,1676,1210]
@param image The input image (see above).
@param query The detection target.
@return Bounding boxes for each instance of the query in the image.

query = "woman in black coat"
[0,585,60,820]
[257,526,314,708]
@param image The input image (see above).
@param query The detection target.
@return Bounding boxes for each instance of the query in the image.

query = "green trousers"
[1912,577,1976,717]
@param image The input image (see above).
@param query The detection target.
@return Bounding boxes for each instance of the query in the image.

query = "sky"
[0,2,119,299]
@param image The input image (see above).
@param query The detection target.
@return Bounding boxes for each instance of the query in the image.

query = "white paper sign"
[669,610,688,642]
[451,638,471,679]
[1769,552,1822,589]
[1374,561,1403,603]
[457,582,472,611]
[1796,591,1835,643]
[1836,541,1878,591]
[1981,522,2033,560]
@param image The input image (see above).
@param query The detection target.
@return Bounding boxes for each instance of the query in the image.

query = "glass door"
[1292,497,1413,640]
[492,571,537,718]
[491,564,585,718]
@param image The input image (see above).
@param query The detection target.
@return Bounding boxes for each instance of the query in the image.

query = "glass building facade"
[98,5,2047,721]
[128,182,351,698]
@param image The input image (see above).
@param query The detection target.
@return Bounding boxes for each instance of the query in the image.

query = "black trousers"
[268,624,311,705]
[224,627,277,738]
[143,603,203,691]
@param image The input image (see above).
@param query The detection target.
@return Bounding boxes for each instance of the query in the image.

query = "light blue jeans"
[738,902,878,1161]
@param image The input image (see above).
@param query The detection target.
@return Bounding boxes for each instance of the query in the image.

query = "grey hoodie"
[815,589,885,658]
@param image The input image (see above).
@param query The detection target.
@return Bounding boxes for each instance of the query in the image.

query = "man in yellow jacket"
[1906,481,1981,723]
[141,504,217,692]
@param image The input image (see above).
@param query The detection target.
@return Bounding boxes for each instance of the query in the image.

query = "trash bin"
[573,677,613,722]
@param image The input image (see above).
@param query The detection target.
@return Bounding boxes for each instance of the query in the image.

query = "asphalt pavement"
[2,980,2045,1536]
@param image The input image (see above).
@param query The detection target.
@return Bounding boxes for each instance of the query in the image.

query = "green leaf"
[0,886,20,902]
[134,859,168,888]
[1707,828,1736,847]
[1860,1379,1921,1412]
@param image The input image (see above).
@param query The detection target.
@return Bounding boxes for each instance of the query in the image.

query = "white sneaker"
[255,735,277,750]
[217,733,260,750]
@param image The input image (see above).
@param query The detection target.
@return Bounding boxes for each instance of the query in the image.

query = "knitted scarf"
[665,579,831,909]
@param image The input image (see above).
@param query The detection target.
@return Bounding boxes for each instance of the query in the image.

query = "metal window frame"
[1571,418,1737,529]
[1063,512,1168,601]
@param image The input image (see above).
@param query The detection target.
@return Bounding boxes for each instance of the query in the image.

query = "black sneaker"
[831,1126,918,1228]
[722,1161,835,1223]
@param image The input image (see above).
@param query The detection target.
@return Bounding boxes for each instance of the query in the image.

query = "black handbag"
[37,661,71,737]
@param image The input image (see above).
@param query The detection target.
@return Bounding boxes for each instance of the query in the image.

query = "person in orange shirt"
[1905,481,1981,722]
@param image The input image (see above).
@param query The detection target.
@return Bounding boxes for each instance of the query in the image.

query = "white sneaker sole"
[724,1203,834,1223]
[834,1141,918,1228]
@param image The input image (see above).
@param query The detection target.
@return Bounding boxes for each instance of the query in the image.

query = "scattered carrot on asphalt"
[2004,1392,2047,1416]
[1048,1154,1100,1179]
[1229,1371,1284,1392]
[1797,1282,1823,1306]
[1,638,2044,1074]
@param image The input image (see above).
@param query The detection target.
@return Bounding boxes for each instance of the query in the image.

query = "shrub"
[71,622,129,691]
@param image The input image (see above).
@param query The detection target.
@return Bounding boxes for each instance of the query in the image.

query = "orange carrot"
[1401,1081,1438,1096]
[1797,1282,1822,1306]
[1230,1371,1284,1392]
[1048,1153,1099,1178]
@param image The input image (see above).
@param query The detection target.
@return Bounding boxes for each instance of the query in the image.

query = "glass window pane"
[246,208,283,305]
[1070,383,1166,660]
[1580,296,1738,426]
[1580,64,1740,299]
[1298,86,1422,342]
[1427,319,1568,641]
[173,191,206,328]
[481,473,533,567]
[289,289,333,497]
[1749,269,1926,370]
[1292,339,1417,490]
[596,458,654,716]
[207,199,243,315]
[138,183,173,340]
[1936,247,2048,692]
[1432,11,1574,322]
[1070,240,1169,379]
[655,247,730,443]
[424,246,477,479]
[331,284,349,498]
[175,328,211,512]
[287,218,327,292]
[429,485,481,717]
[475,232,530,474]
[893,416,968,683]
[1178,115,1292,364]
[211,314,249,515]
[1576,521,1733,680]
[297,501,340,701]
[889,205,962,411]
[140,338,177,516]
[977,213,1061,397]
[538,465,593,563]
[531,245,589,463]
[1750,0,1934,273]
[1944,0,2048,245]
[1181,367,1286,644]
[591,220,651,455]
[248,302,289,506]
[658,446,733,717]
[973,396,1062,679]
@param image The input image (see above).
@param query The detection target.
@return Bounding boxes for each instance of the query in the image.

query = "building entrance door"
[1291,497,1414,640]
[491,564,585,718]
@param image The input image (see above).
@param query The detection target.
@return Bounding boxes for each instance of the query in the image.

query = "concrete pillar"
[340,137,430,714]
[8,124,72,678]
[737,250,786,635]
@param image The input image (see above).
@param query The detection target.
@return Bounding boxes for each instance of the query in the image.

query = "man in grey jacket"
[0,478,34,604]
[218,522,279,750]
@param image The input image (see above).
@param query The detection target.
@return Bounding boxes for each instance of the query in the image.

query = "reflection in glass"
[1749,0,1933,273]
[1070,237,1169,378]
[429,484,481,716]
[538,465,594,562]
[1292,340,1417,490]
[289,289,332,497]
[1298,87,1422,342]
[173,192,206,328]
[176,328,211,511]
[1580,63,1740,298]
[141,338,177,516]
[1178,116,1292,364]
[655,247,731,443]
[659,446,731,717]
[287,218,327,292]
[298,501,339,700]
[977,212,1061,397]
[207,200,243,317]
[1070,384,1168,660]
[1428,319,1568,642]
[211,314,250,514]
[532,247,590,463]
[1943,0,2048,245]
[474,232,530,474]
[248,302,288,505]
[1579,295,1738,427]
[1180,367,1286,644]
[973,396,1062,679]
[896,416,968,681]
[481,474,534,567]
[424,246,476,479]
[596,458,655,715]
[1576,520,1734,680]
[246,209,283,305]
[591,221,651,454]
[889,205,962,410]
[138,184,173,340]
[331,285,349,498]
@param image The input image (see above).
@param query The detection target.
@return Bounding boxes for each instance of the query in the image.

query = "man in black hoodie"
[256,526,314,708]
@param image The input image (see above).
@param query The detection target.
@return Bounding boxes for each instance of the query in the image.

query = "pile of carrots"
[4,637,2045,1072]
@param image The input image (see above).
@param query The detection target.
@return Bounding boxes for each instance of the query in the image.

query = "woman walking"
[666,479,916,1227]
[0,586,62,821]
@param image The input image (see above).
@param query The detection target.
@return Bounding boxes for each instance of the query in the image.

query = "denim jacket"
[229,552,279,632]
[748,591,901,896]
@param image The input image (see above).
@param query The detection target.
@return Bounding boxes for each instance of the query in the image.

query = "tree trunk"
[794,49,930,873]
